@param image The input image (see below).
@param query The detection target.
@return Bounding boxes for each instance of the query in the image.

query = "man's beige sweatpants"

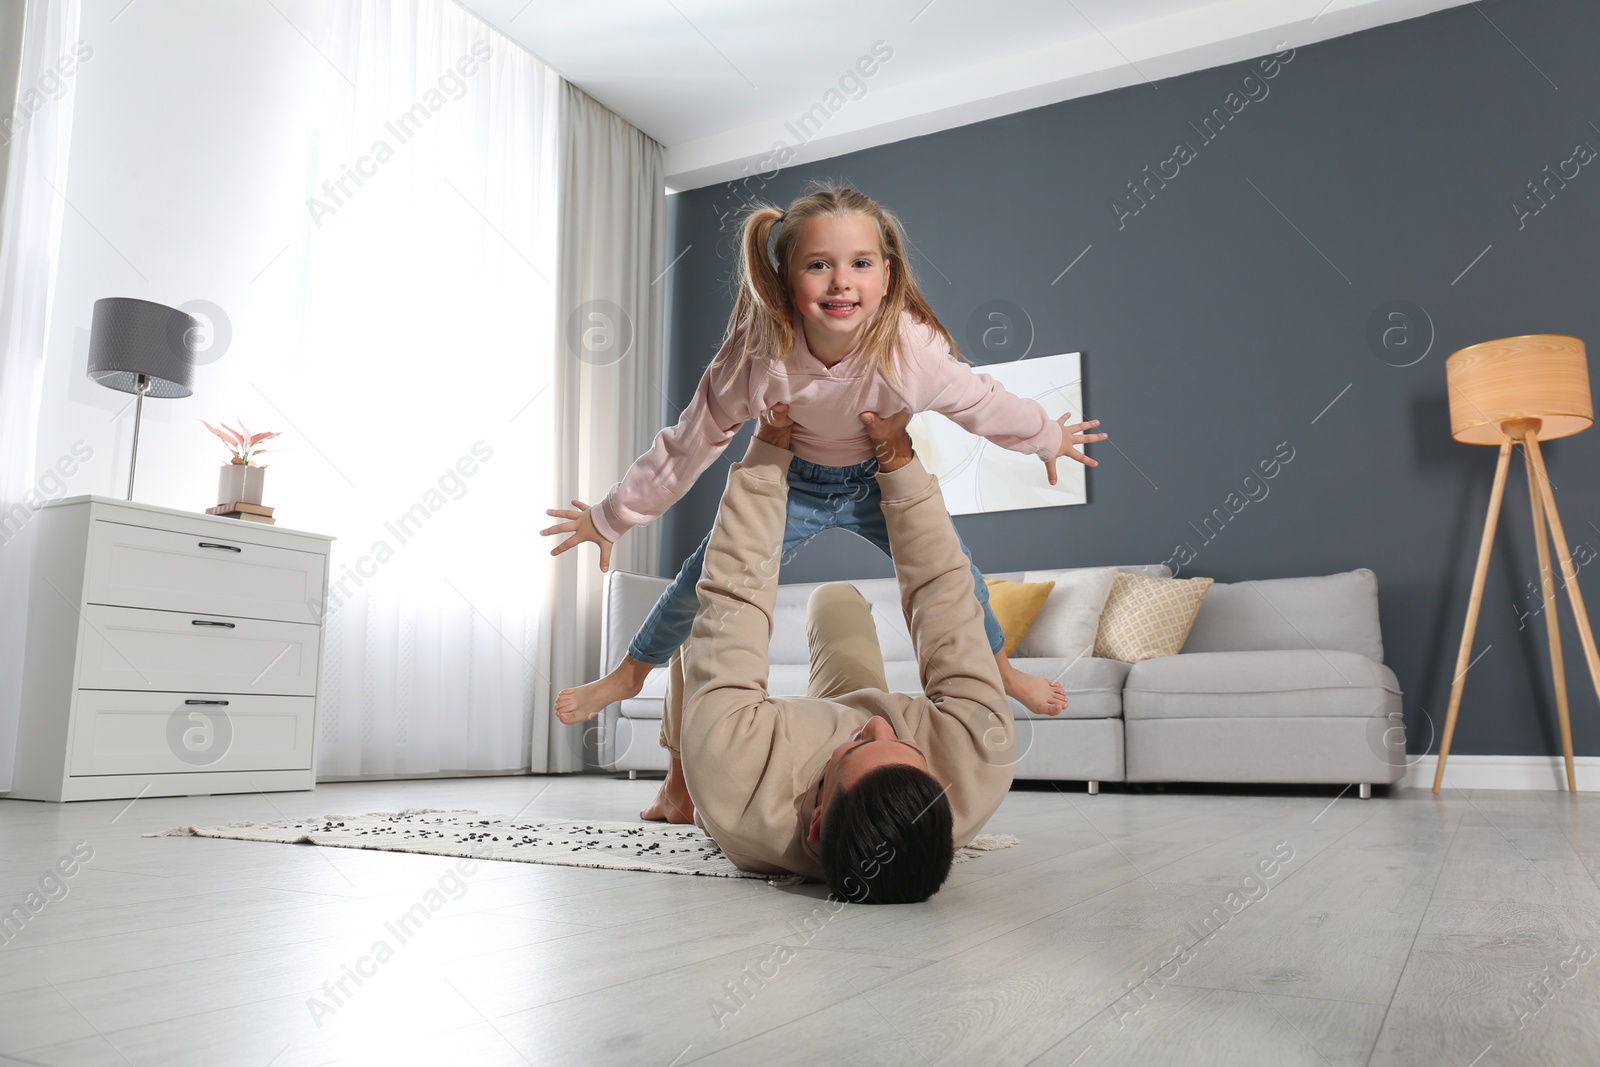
[658,583,889,757]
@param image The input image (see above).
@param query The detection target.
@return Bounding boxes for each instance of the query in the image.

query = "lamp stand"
[126,373,151,501]
[1434,418,1600,793]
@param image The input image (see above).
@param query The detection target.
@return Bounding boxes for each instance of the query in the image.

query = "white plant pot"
[218,464,265,506]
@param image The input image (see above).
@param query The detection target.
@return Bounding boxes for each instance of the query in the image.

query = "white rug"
[147,809,1020,883]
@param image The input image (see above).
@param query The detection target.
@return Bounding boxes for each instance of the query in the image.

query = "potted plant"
[204,420,280,506]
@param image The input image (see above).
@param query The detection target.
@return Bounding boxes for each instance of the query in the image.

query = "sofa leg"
[1359,783,1371,800]
[1087,780,1100,796]
[628,770,637,781]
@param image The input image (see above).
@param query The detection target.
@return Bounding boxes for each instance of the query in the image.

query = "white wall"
[35,0,323,509]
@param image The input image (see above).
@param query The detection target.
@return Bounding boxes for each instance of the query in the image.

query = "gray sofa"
[593,565,1405,796]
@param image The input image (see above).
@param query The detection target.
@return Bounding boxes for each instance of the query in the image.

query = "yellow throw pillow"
[1093,572,1216,663]
[983,578,1056,656]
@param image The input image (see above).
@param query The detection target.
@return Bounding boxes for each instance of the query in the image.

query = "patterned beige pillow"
[1093,572,1216,663]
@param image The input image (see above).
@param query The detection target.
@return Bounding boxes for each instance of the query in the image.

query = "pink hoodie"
[591,311,1065,543]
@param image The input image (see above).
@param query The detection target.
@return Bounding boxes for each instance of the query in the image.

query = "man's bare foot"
[641,756,695,823]
[555,655,657,725]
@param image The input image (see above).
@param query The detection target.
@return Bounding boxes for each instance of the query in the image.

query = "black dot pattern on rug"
[156,810,1013,885]
[256,811,740,877]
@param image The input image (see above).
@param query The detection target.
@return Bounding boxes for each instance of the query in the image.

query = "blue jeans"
[628,454,1007,665]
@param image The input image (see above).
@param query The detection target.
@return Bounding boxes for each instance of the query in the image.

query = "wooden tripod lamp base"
[1434,335,1597,794]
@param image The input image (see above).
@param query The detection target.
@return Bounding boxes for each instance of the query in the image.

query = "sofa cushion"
[1016,567,1117,660]
[1094,573,1215,663]
[880,658,1126,719]
[983,578,1055,655]
[619,662,815,719]
[618,697,663,720]
[1123,649,1401,721]
[768,663,813,697]
[1180,568,1384,662]
[620,656,1129,723]
[626,564,1171,704]
[1007,657,1129,719]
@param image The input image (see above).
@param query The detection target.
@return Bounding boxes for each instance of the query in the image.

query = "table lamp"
[86,297,198,500]
[1434,334,1598,794]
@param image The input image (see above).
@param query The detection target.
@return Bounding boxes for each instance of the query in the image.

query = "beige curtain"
[539,83,667,773]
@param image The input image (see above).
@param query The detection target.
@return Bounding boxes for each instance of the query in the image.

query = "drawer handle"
[191,620,237,628]
[184,699,230,706]
[197,541,242,553]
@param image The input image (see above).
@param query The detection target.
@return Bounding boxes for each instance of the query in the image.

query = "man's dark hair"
[819,764,954,904]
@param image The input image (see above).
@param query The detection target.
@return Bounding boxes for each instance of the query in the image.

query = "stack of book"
[206,501,275,525]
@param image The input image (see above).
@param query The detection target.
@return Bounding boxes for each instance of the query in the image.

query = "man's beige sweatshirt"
[679,436,1016,878]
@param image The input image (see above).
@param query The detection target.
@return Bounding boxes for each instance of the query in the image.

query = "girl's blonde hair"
[713,183,959,388]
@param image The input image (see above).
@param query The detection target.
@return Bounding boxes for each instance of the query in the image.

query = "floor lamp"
[1435,334,1597,794]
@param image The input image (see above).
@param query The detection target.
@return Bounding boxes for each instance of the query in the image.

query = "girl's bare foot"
[996,650,1069,717]
[555,655,657,725]
[640,756,695,823]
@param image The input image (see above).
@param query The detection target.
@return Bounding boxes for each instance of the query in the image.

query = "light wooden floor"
[1,776,1596,1066]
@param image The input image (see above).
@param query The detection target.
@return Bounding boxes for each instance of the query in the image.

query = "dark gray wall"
[657,0,1600,759]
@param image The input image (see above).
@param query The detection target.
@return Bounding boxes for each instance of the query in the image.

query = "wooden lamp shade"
[1446,334,1592,444]
[1435,333,1598,794]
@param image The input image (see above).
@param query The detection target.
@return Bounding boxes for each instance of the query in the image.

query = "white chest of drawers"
[8,496,334,802]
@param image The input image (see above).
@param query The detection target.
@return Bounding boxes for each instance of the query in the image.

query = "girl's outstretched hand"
[1043,412,1108,486]
[541,499,616,572]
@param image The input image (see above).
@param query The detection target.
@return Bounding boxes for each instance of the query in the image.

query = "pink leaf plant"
[203,419,282,468]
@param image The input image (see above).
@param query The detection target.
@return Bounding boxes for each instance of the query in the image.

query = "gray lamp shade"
[86,297,197,397]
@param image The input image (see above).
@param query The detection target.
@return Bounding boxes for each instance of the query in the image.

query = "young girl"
[542,183,1106,741]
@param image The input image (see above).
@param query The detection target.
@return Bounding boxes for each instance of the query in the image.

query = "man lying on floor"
[642,405,1016,904]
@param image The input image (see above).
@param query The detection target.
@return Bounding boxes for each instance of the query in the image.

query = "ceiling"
[458,0,1473,190]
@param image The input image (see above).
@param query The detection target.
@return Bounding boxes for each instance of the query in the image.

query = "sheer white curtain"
[0,0,82,793]
[544,84,667,772]
[271,0,559,778]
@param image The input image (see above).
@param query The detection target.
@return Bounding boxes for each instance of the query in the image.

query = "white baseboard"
[1401,755,1600,792]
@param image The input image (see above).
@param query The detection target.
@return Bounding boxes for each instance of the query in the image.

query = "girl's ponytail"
[712,205,795,389]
